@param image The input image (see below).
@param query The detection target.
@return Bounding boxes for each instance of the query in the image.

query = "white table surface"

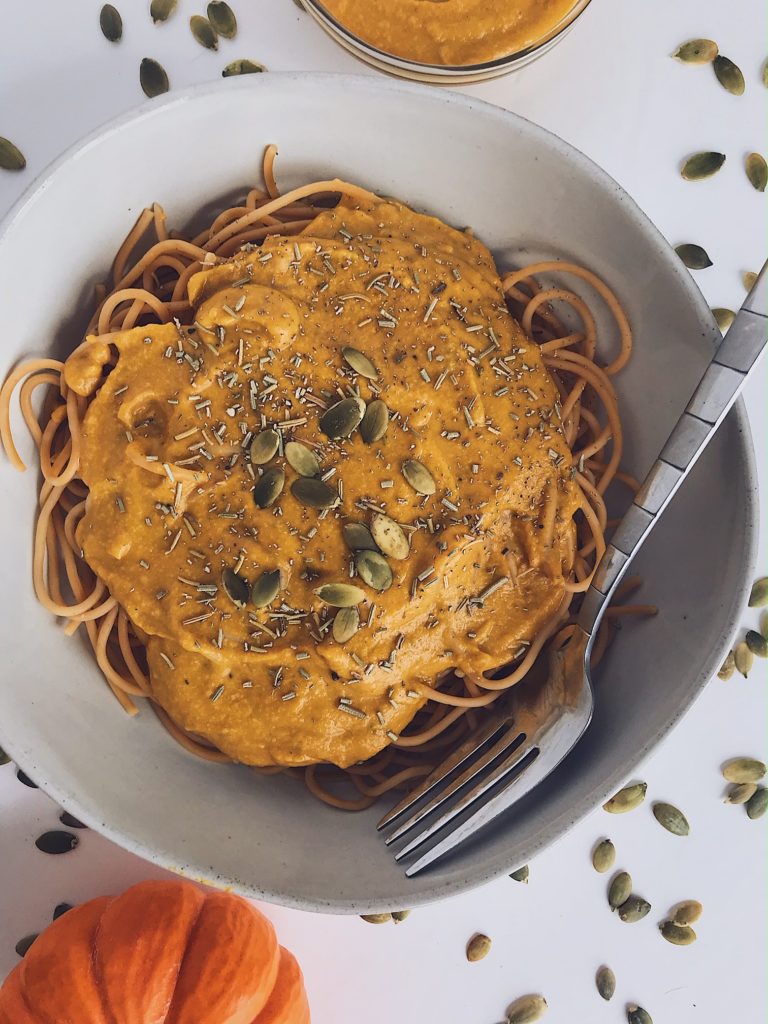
[1,1,766,1021]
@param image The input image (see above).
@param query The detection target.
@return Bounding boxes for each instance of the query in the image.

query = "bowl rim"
[0,72,759,912]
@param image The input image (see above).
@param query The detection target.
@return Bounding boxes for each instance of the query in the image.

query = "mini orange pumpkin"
[0,880,310,1024]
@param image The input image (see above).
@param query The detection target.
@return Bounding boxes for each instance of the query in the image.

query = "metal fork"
[379,262,768,877]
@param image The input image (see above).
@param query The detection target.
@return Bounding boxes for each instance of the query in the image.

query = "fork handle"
[578,262,768,638]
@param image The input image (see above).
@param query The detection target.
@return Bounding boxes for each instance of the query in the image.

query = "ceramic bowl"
[0,74,756,912]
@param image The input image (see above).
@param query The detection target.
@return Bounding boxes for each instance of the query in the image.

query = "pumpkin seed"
[735,640,755,677]
[392,909,411,923]
[627,1006,653,1024]
[618,895,651,923]
[370,513,409,560]
[713,54,745,95]
[222,567,249,607]
[603,781,647,813]
[150,0,177,23]
[509,865,529,883]
[291,477,338,510]
[355,549,393,592]
[672,899,703,925]
[360,913,391,923]
[360,399,389,444]
[253,466,285,508]
[675,243,712,269]
[466,933,492,962]
[0,137,25,172]
[749,577,768,606]
[53,902,73,920]
[746,630,768,658]
[746,152,768,192]
[140,57,170,98]
[596,965,616,1001]
[15,935,38,958]
[315,583,366,607]
[285,441,320,477]
[190,14,218,49]
[744,271,759,292]
[762,610,768,641]
[402,458,436,495]
[319,396,366,439]
[652,802,690,836]
[59,811,87,829]
[99,4,122,41]
[250,428,280,465]
[0,745,9,766]
[222,59,266,76]
[506,994,548,1023]
[207,0,237,37]
[660,921,697,946]
[251,569,281,608]
[681,151,726,181]
[608,871,632,910]
[343,522,379,552]
[592,838,616,873]
[672,39,718,64]
[35,831,79,855]
[722,757,766,783]
[726,782,757,804]
[16,769,37,788]
[717,650,736,679]
[342,346,378,379]
[712,308,735,333]
[333,607,359,644]
[746,786,768,820]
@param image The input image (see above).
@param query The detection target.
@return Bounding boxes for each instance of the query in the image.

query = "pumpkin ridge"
[160,890,207,1023]
[90,899,121,1024]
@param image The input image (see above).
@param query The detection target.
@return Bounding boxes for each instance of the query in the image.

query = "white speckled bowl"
[0,74,757,913]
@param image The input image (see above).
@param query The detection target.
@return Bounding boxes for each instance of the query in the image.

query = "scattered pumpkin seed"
[672,39,718,64]
[596,966,616,1001]
[52,903,73,920]
[743,271,759,292]
[675,243,712,269]
[360,913,391,923]
[722,757,766,783]
[222,59,266,76]
[746,786,768,820]
[660,921,697,946]
[592,839,616,873]
[652,802,690,836]
[35,831,79,855]
[370,513,409,560]
[207,0,237,38]
[672,899,703,926]
[0,137,26,171]
[392,909,411,923]
[726,782,757,804]
[15,935,38,958]
[342,346,378,379]
[359,399,389,444]
[0,745,9,766]
[717,650,736,679]
[734,640,755,677]
[402,458,437,495]
[251,570,281,608]
[749,577,768,606]
[99,4,122,41]
[250,428,280,465]
[150,0,177,23]
[712,308,735,333]
[16,769,37,788]
[319,396,366,439]
[285,441,320,477]
[222,567,249,607]
[253,466,285,508]
[315,583,365,607]
[746,630,768,658]
[713,55,745,95]
[761,609,768,641]
[140,57,170,98]
[509,865,529,883]
[506,994,548,1024]
[466,933,492,962]
[59,811,87,829]
[627,1007,653,1024]
[618,895,651,923]
[343,522,379,552]
[190,14,218,49]
[746,153,768,192]
[603,781,647,813]
[681,151,726,181]
[291,477,338,510]
[332,607,359,644]
[355,549,393,592]
[608,871,633,910]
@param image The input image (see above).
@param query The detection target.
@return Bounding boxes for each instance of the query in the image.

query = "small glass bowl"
[301,0,593,84]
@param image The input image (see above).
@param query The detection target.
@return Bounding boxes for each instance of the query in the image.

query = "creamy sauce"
[320,0,580,66]
[67,196,578,769]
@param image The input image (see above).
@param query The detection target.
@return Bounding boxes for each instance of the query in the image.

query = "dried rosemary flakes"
[681,152,726,181]
[0,136,26,171]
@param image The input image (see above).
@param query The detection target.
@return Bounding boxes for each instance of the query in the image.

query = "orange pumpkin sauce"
[320,0,580,66]
[67,196,578,769]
